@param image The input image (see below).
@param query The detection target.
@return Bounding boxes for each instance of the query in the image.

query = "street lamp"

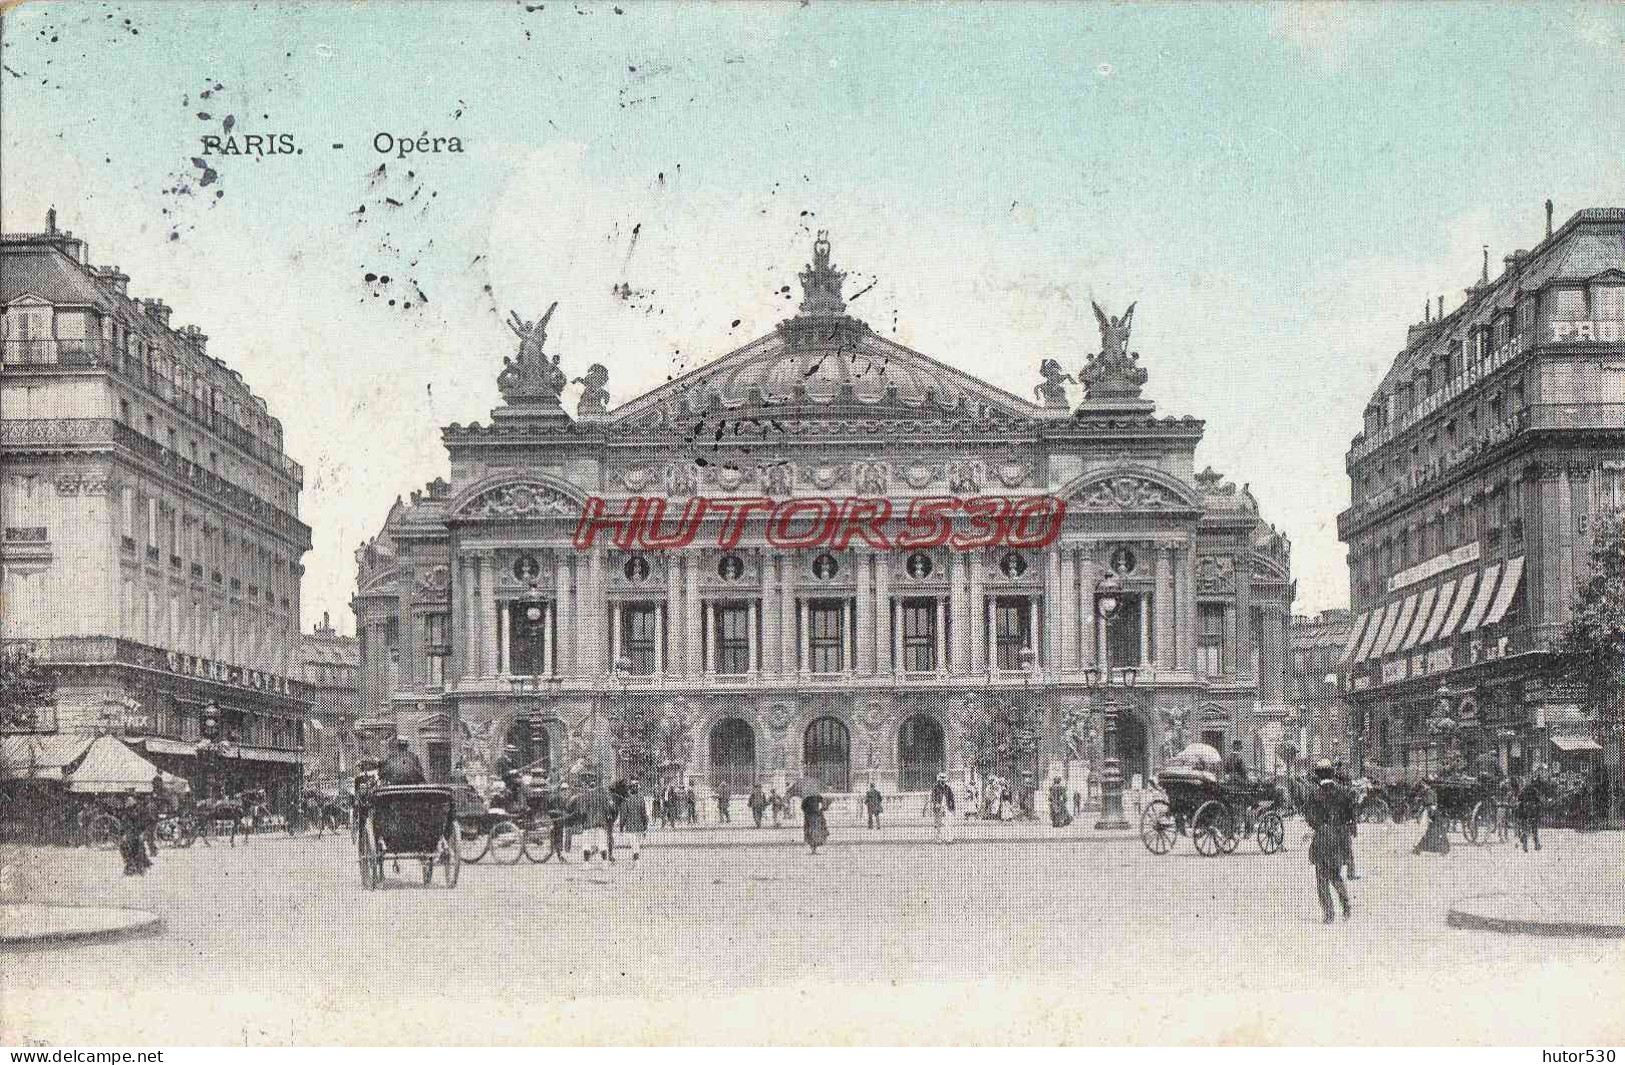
[1082,664,1137,830]
[1019,645,1038,819]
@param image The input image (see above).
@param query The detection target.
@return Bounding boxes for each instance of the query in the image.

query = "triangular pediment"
[604,316,1052,427]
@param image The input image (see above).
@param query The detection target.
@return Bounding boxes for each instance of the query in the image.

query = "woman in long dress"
[1413,784,1451,855]
[802,793,831,853]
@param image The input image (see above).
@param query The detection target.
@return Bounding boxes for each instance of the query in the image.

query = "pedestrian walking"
[1413,784,1451,855]
[684,781,698,824]
[1333,760,1359,879]
[1305,760,1353,923]
[1516,776,1543,852]
[769,787,784,827]
[784,780,801,823]
[541,779,571,862]
[929,772,956,843]
[650,787,663,828]
[716,779,732,823]
[748,781,769,828]
[575,771,617,863]
[117,795,153,876]
[802,791,832,854]
[1047,776,1072,828]
[617,780,648,861]
[864,783,883,829]
[662,783,681,830]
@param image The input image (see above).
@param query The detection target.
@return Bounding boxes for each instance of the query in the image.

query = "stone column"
[1176,546,1194,671]
[584,548,605,676]
[855,554,874,675]
[479,556,498,678]
[1155,544,1175,670]
[1044,543,1062,670]
[1027,597,1040,668]
[799,597,810,676]
[781,553,798,675]
[462,557,479,683]
[748,599,759,675]
[764,554,782,675]
[1138,594,1151,668]
[539,602,550,677]
[968,550,986,674]
[875,551,893,674]
[1060,547,1078,672]
[555,554,574,677]
[497,599,509,676]
[610,601,622,671]
[654,600,666,677]
[935,596,948,675]
[685,553,702,676]
[1080,558,1099,671]
[702,600,712,674]
[948,551,966,674]
[1223,603,1238,676]
[666,553,683,677]
[1237,558,1253,679]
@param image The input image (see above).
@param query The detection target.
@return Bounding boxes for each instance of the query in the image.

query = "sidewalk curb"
[640,831,1140,851]
[1,902,164,950]
[1446,893,1625,939]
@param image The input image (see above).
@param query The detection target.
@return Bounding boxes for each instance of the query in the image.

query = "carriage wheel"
[1467,799,1498,845]
[87,813,123,851]
[1192,800,1237,857]
[441,828,461,888]
[1140,800,1176,855]
[489,820,523,864]
[456,820,490,864]
[1256,810,1285,854]
[522,822,553,864]
[357,822,378,889]
[1360,798,1390,824]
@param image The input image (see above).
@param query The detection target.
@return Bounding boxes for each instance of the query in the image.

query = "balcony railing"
[1347,336,1526,466]
[1,419,310,548]
[0,338,117,367]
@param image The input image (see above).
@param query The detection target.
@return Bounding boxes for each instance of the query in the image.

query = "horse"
[196,789,267,846]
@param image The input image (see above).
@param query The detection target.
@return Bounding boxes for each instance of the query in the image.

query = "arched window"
[803,716,850,792]
[897,713,945,791]
[709,717,757,792]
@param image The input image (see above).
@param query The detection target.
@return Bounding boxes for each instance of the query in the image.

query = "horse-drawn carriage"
[356,784,461,889]
[1140,746,1287,857]
[1354,779,1430,824]
[1424,774,1503,844]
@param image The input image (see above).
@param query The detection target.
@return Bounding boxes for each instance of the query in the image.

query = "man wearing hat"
[1223,739,1251,786]
[574,769,617,862]
[863,781,884,829]
[929,771,956,843]
[381,737,427,785]
[617,779,649,861]
[1305,759,1354,922]
[1048,775,1072,829]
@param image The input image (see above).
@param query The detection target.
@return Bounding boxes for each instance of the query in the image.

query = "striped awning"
[1436,570,1479,640]
[1381,594,1418,656]
[1416,578,1459,646]
[1399,585,1439,652]
[1353,605,1389,663]
[1458,562,1503,634]
[1482,555,1526,627]
[1338,611,1371,665]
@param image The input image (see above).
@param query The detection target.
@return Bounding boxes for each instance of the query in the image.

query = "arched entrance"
[709,717,757,791]
[897,713,945,791]
[804,716,850,792]
[502,719,551,777]
[1117,712,1150,789]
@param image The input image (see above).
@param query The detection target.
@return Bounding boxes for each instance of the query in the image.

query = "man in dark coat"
[1304,760,1353,922]
[1223,740,1250,785]
[573,771,618,862]
[1332,760,1359,879]
[864,783,883,829]
[802,792,831,853]
[748,782,769,828]
[118,794,154,876]
[540,779,571,862]
[617,780,649,860]
[380,738,427,785]
[1516,775,1544,852]
[1047,776,1072,828]
[929,772,956,842]
[684,781,698,824]
[716,778,732,823]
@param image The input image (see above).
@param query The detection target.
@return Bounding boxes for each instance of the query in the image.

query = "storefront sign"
[1381,659,1409,685]
[1549,320,1624,343]
[1427,647,1455,673]
[1389,542,1480,593]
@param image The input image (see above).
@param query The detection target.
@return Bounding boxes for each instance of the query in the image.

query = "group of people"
[1410,772,1548,856]
[702,780,798,828]
[968,772,1038,821]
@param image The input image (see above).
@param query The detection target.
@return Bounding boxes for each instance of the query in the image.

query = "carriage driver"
[381,738,427,786]
[1222,740,1251,786]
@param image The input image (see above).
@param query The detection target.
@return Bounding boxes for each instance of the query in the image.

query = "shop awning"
[1551,735,1602,752]
[1337,612,1370,664]
[1436,570,1479,640]
[1399,585,1439,652]
[1353,605,1387,663]
[0,734,94,780]
[1381,594,1419,656]
[236,746,304,765]
[1417,578,1459,646]
[64,736,160,793]
[141,736,200,756]
[1458,562,1503,634]
[1482,555,1526,627]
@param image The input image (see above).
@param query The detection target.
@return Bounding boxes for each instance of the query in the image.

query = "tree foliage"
[606,696,696,785]
[955,695,1041,779]
[1551,512,1625,722]
[1,644,56,732]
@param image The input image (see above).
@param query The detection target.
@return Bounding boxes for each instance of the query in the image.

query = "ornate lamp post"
[1082,665,1138,830]
[1019,645,1038,819]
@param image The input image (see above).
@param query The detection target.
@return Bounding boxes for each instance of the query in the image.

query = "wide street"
[4,821,1623,1045]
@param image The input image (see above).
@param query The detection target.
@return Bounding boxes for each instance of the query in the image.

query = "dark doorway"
[1118,712,1149,789]
[1105,594,1143,669]
[897,714,945,791]
[804,716,851,792]
[709,717,757,791]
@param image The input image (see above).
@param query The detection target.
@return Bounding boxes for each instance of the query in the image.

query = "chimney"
[96,265,130,296]
[140,298,172,326]
[177,323,208,355]
[1481,246,1489,285]
[1545,199,1554,239]
[45,207,57,233]
[1438,295,1444,320]
[1424,300,1431,323]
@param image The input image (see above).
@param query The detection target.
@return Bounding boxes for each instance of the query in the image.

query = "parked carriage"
[1425,774,1502,844]
[356,784,461,889]
[1141,754,1287,857]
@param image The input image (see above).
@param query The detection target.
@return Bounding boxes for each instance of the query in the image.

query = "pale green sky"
[4,0,1623,633]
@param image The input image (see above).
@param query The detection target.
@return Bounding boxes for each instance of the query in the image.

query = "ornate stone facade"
[353,236,1294,804]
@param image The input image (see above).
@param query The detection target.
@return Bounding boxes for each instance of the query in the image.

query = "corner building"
[1337,207,1625,801]
[1,213,313,806]
[353,236,1294,804]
